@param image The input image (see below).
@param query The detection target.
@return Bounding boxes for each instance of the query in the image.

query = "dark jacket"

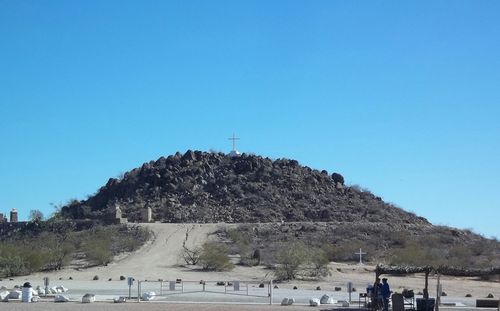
[381,282,390,298]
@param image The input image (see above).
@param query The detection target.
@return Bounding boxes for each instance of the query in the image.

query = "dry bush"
[273,241,331,281]
[181,245,202,265]
[199,241,234,271]
[0,223,151,277]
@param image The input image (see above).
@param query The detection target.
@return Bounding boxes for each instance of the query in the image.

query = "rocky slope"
[61,150,429,226]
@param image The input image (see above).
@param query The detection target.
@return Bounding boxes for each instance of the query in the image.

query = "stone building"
[107,204,127,224]
[142,206,152,223]
[10,208,18,222]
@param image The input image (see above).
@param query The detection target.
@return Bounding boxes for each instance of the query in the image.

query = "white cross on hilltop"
[228,133,242,157]
[228,133,240,151]
[355,248,366,265]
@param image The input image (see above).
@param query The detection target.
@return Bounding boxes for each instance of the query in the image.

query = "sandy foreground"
[2,223,500,307]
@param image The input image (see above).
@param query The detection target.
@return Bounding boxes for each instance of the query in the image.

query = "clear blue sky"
[1,1,499,238]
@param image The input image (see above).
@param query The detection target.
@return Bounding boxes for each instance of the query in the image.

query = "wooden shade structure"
[375,264,500,300]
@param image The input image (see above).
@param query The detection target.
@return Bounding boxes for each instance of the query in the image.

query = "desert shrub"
[0,255,25,277]
[0,242,51,276]
[85,243,113,266]
[274,242,331,280]
[78,225,149,266]
[199,241,234,271]
[391,231,412,247]
[446,245,473,267]
[389,240,446,267]
[182,245,202,265]
[46,244,75,270]
[226,228,256,265]
[0,222,150,276]
[83,235,113,266]
[20,247,47,273]
[306,248,332,278]
[273,241,309,280]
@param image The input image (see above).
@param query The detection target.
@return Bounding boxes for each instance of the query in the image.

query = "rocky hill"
[60,150,500,267]
[61,150,429,226]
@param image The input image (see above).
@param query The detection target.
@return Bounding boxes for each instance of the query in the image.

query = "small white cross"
[355,248,366,265]
[228,133,240,151]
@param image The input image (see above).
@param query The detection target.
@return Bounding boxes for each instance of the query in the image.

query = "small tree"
[199,241,234,271]
[274,241,309,280]
[274,242,331,280]
[306,248,332,278]
[0,254,25,277]
[40,232,75,270]
[84,242,113,266]
[227,228,255,265]
[82,230,113,266]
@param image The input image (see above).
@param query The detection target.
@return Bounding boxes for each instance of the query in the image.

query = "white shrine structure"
[228,133,242,157]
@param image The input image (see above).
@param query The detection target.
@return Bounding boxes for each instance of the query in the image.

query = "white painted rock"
[57,285,68,293]
[309,298,321,306]
[0,290,10,302]
[54,295,70,302]
[281,297,295,305]
[82,293,95,303]
[141,291,156,301]
[320,294,335,304]
[113,296,127,303]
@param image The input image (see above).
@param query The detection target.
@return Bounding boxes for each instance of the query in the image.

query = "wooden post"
[270,280,273,305]
[424,270,430,299]
[137,280,141,303]
[435,274,441,311]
